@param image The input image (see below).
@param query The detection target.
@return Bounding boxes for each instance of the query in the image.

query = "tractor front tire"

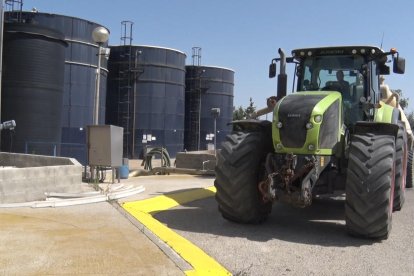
[214,131,272,223]
[345,133,395,239]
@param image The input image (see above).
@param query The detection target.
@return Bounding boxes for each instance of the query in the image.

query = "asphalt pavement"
[156,189,414,275]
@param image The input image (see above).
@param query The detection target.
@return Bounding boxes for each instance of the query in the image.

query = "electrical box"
[87,125,123,167]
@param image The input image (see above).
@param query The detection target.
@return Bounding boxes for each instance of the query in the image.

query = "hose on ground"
[142,147,171,171]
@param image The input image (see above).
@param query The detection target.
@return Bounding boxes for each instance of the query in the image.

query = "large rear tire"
[393,122,407,211]
[214,131,273,223]
[406,150,413,188]
[345,133,395,239]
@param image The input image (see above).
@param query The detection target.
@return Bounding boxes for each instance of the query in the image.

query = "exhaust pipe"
[278,48,286,74]
[277,48,287,99]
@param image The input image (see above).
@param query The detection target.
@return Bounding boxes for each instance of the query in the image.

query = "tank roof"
[16,11,109,33]
[110,44,186,56]
[185,65,235,72]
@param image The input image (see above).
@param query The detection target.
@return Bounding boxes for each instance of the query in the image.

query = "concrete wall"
[175,151,216,171]
[0,152,75,167]
[0,153,83,203]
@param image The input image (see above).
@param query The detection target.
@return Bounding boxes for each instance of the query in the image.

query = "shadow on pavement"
[155,196,376,247]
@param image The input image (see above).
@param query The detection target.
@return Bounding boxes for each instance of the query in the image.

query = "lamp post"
[211,108,220,155]
[92,27,109,125]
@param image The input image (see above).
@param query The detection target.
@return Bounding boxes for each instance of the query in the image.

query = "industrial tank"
[106,45,186,158]
[184,66,234,151]
[1,23,67,154]
[5,12,109,163]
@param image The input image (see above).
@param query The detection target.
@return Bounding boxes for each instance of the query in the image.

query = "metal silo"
[106,45,186,158]
[5,12,109,163]
[184,66,234,151]
[1,22,67,154]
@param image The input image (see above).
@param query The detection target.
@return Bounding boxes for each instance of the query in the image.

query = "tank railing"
[120,21,134,46]
[24,141,86,160]
[192,47,202,66]
[24,141,56,156]
[5,0,23,22]
[64,60,109,73]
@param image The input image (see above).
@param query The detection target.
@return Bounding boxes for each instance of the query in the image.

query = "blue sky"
[20,0,414,111]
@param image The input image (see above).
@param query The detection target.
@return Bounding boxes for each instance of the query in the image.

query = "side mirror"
[269,62,276,78]
[393,56,405,74]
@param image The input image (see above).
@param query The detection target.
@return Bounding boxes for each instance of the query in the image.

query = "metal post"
[112,167,115,184]
[198,80,201,150]
[0,1,5,146]
[213,116,217,155]
[94,45,102,125]
[91,26,109,125]
[211,108,220,156]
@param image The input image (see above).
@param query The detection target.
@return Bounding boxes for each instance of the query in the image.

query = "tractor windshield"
[298,55,366,125]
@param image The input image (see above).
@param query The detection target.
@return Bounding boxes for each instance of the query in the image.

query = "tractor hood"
[272,91,342,155]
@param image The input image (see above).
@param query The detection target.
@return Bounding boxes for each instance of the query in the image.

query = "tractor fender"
[230,119,272,133]
[353,121,399,140]
[374,104,412,148]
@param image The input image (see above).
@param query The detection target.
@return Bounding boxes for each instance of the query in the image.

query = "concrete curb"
[111,201,192,273]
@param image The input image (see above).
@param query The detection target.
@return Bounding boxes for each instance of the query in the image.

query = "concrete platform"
[0,174,216,275]
[0,152,83,203]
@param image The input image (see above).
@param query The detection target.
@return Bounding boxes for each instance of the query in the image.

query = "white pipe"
[0,201,35,208]
[45,191,101,198]
[32,195,108,208]
[0,185,145,208]
[110,184,125,191]
[108,186,145,200]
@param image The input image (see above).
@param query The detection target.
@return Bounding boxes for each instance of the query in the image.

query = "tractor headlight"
[314,115,322,123]
[306,122,313,129]
[276,121,283,128]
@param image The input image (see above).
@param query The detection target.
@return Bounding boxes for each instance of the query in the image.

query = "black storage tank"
[1,23,67,154]
[184,66,234,151]
[106,45,186,158]
[5,12,109,163]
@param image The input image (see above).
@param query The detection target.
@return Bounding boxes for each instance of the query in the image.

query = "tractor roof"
[292,46,384,59]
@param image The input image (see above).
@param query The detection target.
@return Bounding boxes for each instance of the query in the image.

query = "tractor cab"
[270,46,405,126]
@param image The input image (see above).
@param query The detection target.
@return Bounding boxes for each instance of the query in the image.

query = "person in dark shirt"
[336,70,352,101]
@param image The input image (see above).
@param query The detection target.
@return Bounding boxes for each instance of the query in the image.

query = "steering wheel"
[322,82,342,92]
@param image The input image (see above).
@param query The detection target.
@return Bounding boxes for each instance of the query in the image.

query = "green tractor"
[214,46,411,239]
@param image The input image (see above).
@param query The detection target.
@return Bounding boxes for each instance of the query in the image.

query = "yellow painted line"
[122,186,231,276]
[123,186,217,214]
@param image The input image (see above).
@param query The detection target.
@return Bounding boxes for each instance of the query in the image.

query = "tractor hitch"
[259,153,316,207]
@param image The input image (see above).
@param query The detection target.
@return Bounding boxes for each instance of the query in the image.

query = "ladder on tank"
[188,47,209,151]
[5,0,23,22]
[117,21,134,158]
